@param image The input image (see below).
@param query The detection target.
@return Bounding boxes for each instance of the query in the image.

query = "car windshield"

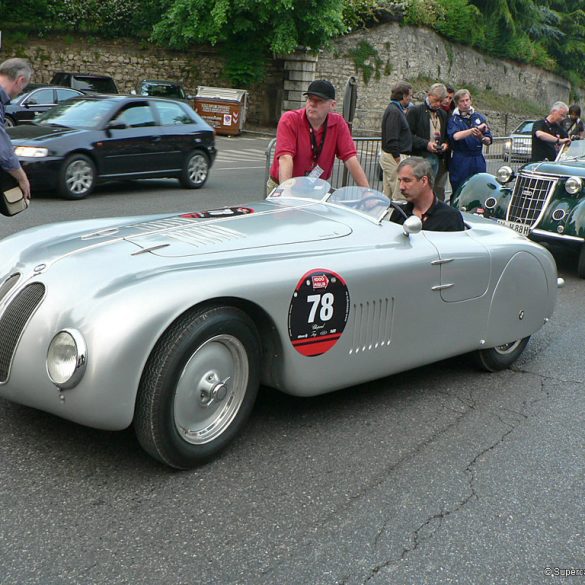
[267,178,391,222]
[557,139,585,161]
[35,99,113,129]
[328,186,391,221]
[140,82,185,99]
[513,121,534,135]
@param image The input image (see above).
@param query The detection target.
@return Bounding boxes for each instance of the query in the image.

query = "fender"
[451,173,512,221]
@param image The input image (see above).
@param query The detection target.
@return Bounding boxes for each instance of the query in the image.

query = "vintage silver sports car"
[0,178,561,468]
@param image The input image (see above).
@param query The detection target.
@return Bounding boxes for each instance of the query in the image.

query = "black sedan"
[8,95,217,199]
[5,86,83,126]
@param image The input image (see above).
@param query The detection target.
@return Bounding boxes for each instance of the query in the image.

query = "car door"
[17,88,56,123]
[97,101,164,176]
[152,100,201,171]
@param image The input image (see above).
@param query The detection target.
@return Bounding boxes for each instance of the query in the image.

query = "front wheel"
[180,150,209,189]
[59,154,96,199]
[134,306,261,469]
[5,116,15,128]
[473,337,530,372]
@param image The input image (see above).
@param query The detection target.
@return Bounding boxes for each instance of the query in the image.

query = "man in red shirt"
[267,80,369,194]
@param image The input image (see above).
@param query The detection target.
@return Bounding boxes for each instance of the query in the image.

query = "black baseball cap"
[304,80,335,100]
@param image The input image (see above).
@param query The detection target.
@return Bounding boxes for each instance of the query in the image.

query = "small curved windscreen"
[328,186,391,221]
[558,139,585,161]
[267,177,332,201]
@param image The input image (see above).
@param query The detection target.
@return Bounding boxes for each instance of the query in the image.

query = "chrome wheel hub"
[187,154,207,184]
[173,334,248,445]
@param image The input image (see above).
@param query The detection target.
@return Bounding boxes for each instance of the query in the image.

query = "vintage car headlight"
[47,329,87,389]
[565,177,582,195]
[496,166,514,184]
[14,146,49,158]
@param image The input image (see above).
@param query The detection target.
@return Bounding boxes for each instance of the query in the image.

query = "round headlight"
[496,166,513,184]
[565,176,582,195]
[47,329,87,389]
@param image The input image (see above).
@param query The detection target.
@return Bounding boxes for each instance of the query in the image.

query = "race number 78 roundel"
[288,269,350,357]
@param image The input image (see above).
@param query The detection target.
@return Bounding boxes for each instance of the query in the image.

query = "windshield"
[140,82,185,99]
[267,178,391,222]
[35,99,113,129]
[267,176,332,201]
[328,186,391,221]
[557,139,585,161]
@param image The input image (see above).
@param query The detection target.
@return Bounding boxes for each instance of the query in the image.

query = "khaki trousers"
[380,151,407,201]
[266,176,279,197]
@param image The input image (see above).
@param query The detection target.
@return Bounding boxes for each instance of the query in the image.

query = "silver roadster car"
[0,178,560,468]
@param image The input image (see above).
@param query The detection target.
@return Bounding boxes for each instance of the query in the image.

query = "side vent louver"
[349,298,394,354]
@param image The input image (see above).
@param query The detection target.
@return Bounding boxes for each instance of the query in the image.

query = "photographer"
[447,89,492,197]
[531,101,570,162]
[407,83,449,200]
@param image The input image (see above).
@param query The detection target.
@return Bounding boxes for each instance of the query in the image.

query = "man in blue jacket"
[447,89,492,197]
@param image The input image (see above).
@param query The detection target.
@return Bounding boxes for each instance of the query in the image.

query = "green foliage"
[347,40,383,84]
[151,0,348,87]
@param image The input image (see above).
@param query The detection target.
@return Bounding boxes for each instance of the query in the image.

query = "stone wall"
[316,22,571,135]
[4,22,576,135]
[8,38,283,127]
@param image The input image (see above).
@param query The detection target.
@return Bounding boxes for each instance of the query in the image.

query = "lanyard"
[309,116,328,163]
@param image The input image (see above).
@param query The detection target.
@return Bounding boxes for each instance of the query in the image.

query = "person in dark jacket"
[380,81,413,201]
[447,89,492,197]
[531,101,570,162]
[407,83,449,187]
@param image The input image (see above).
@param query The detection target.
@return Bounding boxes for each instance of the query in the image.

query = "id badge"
[307,165,324,179]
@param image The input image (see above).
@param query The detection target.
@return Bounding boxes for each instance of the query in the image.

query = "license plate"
[504,221,530,236]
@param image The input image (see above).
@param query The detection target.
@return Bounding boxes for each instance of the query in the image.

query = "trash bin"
[194,86,248,136]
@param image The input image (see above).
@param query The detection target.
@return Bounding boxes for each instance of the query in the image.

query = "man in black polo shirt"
[531,101,571,162]
[390,157,465,232]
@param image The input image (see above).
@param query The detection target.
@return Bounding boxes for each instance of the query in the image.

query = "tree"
[151,0,349,86]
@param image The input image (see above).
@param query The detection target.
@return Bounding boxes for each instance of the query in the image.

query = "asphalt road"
[1,135,584,585]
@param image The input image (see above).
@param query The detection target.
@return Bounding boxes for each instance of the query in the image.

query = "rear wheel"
[577,243,585,279]
[473,337,530,372]
[180,150,209,189]
[134,306,261,469]
[59,154,96,199]
[5,116,15,128]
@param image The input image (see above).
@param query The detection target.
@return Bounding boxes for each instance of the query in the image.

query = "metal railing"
[264,135,529,191]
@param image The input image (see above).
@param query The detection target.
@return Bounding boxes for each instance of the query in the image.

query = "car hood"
[523,160,585,176]
[8,123,84,143]
[1,201,353,272]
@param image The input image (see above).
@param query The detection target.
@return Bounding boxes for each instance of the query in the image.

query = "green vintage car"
[453,139,585,278]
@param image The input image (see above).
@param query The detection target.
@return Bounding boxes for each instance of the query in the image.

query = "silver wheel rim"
[187,153,207,185]
[173,334,248,445]
[65,159,93,195]
[5,118,14,128]
[493,339,522,355]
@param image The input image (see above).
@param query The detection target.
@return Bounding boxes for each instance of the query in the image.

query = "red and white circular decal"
[288,269,350,357]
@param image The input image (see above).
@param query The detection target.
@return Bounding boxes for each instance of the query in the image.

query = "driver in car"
[390,157,465,231]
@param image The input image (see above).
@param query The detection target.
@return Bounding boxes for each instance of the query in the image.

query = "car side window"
[25,89,54,105]
[56,89,80,102]
[115,104,157,128]
[154,102,193,126]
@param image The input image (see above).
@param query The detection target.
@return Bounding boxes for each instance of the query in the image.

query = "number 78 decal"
[288,269,350,357]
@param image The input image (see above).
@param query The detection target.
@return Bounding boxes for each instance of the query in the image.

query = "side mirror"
[105,120,128,131]
[24,99,37,107]
[402,215,422,236]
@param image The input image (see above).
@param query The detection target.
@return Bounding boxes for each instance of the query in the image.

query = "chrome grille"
[507,173,556,225]
[0,283,45,383]
[0,273,20,304]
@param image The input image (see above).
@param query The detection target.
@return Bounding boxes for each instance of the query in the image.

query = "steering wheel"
[388,200,409,220]
[356,194,391,210]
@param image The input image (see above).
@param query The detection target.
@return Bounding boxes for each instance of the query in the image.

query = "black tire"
[59,153,96,199]
[577,243,585,279]
[5,115,16,128]
[180,150,209,189]
[134,306,261,469]
[473,337,530,372]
